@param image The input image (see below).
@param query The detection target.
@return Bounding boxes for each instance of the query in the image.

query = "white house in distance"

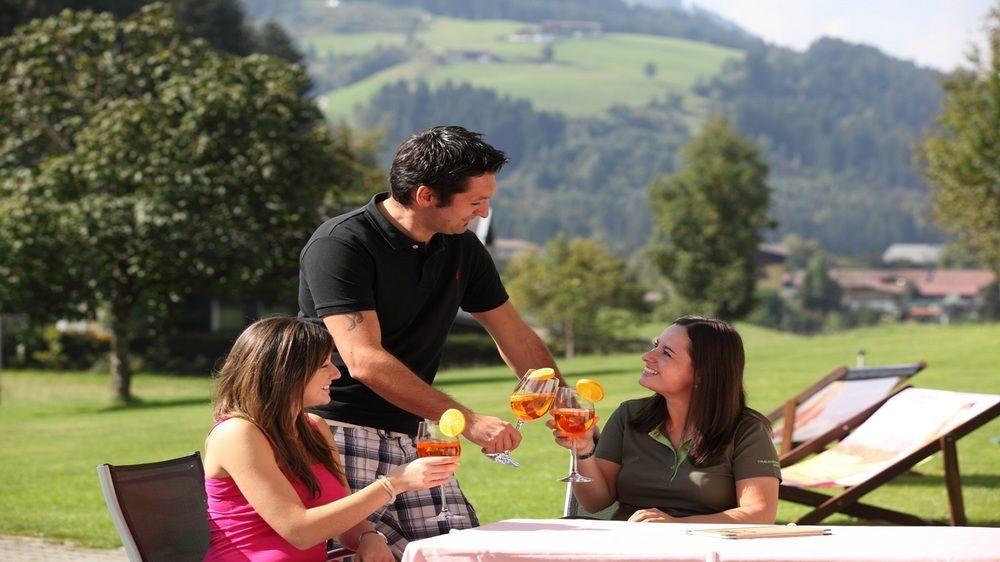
[882,243,943,266]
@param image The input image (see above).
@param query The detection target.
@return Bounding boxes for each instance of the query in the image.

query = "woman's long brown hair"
[630,315,769,466]
[213,316,343,496]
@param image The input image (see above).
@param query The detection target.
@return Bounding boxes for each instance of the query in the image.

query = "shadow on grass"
[100,396,210,412]
[890,473,1000,488]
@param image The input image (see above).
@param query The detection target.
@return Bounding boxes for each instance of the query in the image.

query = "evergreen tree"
[649,115,772,320]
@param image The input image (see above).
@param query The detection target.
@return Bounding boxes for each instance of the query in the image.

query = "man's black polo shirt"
[298,193,508,434]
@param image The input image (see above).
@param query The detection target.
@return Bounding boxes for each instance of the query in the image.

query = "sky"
[689,0,994,72]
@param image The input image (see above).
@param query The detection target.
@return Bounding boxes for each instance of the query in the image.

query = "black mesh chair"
[97,452,211,562]
[98,452,355,561]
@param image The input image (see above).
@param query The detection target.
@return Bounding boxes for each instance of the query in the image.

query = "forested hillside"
[703,39,944,253]
[243,0,945,256]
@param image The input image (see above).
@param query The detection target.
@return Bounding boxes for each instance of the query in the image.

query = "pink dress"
[203,418,348,562]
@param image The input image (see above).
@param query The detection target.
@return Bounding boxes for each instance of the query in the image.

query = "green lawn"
[312,17,741,120]
[1,322,998,548]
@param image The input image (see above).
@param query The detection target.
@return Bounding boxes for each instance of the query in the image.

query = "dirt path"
[0,535,127,561]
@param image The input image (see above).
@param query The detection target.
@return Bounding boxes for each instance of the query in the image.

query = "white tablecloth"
[401,518,1000,562]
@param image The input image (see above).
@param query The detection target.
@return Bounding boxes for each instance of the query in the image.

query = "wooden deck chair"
[768,362,926,457]
[779,387,1000,526]
[98,452,354,561]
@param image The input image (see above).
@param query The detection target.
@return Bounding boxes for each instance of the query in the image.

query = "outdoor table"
[400,518,1000,562]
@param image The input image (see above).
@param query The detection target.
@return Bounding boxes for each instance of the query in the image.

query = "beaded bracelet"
[376,475,396,502]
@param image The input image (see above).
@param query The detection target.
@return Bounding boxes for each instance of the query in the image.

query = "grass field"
[1,322,998,548]
[308,17,741,120]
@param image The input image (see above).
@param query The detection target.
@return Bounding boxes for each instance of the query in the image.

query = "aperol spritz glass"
[415,420,464,522]
[550,386,596,483]
[486,369,558,467]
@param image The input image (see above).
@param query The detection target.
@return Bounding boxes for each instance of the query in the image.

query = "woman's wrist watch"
[359,529,388,544]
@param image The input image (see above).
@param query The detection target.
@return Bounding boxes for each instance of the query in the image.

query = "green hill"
[305,17,741,120]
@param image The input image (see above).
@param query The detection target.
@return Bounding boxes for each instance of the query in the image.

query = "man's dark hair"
[389,126,509,206]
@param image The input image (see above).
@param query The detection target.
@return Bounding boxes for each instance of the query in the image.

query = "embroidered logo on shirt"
[757,460,781,468]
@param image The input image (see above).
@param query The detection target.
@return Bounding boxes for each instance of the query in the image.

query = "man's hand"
[628,508,678,523]
[464,413,522,454]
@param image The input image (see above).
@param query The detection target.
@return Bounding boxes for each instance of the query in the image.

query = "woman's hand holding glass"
[548,416,598,456]
[415,416,465,522]
[385,455,459,493]
[550,386,599,482]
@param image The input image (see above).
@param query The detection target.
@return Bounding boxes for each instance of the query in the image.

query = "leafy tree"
[541,43,554,62]
[918,5,1000,275]
[0,5,375,401]
[799,251,841,313]
[783,234,824,270]
[643,61,656,79]
[1,0,303,64]
[649,115,772,320]
[506,236,644,358]
[255,20,304,65]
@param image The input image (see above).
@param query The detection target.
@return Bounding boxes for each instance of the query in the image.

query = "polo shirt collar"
[649,427,692,481]
[364,192,443,252]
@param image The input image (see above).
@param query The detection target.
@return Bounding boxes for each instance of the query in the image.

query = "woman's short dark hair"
[630,315,766,466]
[389,125,508,206]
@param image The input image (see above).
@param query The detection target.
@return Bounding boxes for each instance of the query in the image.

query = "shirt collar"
[364,192,444,253]
[649,427,692,481]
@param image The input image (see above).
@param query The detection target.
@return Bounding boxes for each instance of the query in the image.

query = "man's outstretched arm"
[324,311,521,453]
[472,301,564,384]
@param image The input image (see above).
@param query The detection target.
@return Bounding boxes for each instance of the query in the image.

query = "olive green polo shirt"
[595,398,781,521]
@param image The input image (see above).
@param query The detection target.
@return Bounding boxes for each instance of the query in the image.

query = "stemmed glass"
[486,370,559,467]
[550,386,596,483]
[415,420,465,522]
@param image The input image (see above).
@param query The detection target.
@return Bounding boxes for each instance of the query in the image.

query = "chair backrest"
[771,362,925,445]
[97,452,210,562]
[782,388,1000,488]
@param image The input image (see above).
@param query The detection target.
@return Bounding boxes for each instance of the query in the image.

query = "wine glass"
[415,420,465,522]
[486,372,559,467]
[550,386,596,483]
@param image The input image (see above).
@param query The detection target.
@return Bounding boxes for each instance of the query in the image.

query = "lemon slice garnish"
[526,367,556,380]
[439,408,466,437]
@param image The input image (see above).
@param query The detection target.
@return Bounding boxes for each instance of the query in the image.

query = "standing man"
[298,126,561,556]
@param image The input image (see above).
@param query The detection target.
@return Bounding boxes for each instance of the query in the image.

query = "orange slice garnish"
[575,379,605,402]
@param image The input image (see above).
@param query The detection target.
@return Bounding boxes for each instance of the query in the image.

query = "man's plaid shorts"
[326,421,479,559]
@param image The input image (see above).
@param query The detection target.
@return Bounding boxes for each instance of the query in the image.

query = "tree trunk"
[108,292,134,403]
[564,319,575,360]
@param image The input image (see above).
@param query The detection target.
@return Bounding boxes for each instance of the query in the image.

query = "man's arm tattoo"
[345,312,364,331]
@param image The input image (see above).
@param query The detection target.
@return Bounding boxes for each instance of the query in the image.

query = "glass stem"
[438,483,450,517]
[570,437,579,476]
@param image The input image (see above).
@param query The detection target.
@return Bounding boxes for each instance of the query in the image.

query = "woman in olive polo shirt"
[551,316,781,523]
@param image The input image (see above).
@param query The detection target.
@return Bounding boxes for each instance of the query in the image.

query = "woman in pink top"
[203,317,458,561]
